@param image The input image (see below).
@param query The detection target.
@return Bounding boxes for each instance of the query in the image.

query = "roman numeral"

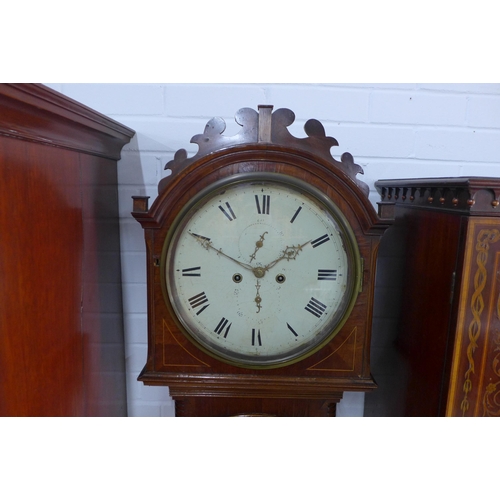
[214,317,232,338]
[287,322,299,337]
[318,269,337,280]
[255,194,270,215]
[188,291,210,315]
[182,266,201,277]
[290,206,302,223]
[311,234,330,248]
[305,297,327,318]
[219,202,237,221]
[251,328,262,346]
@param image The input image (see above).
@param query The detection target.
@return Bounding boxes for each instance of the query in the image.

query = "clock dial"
[164,174,360,368]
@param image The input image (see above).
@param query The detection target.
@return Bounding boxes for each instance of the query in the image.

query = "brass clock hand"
[189,232,254,272]
[263,239,311,271]
[249,231,268,262]
[254,280,262,313]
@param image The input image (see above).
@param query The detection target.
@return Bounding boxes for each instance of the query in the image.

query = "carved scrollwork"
[190,107,259,157]
[158,105,369,196]
[340,152,369,197]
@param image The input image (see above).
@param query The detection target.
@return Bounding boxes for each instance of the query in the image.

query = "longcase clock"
[132,105,389,416]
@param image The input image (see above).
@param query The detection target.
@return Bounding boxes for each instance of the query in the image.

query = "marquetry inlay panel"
[447,219,500,417]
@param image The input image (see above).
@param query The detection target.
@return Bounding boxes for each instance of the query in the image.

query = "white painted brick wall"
[468,95,500,128]
[45,83,500,417]
[370,90,468,126]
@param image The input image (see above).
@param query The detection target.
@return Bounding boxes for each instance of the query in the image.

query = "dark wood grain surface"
[366,177,500,417]
[0,84,134,416]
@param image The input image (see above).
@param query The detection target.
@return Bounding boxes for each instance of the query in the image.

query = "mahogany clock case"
[0,84,134,416]
[132,105,389,416]
[162,171,363,369]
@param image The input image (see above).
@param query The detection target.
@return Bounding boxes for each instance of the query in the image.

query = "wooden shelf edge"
[0,83,135,160]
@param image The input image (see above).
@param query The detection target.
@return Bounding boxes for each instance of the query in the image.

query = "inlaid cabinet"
[366,177,500,417]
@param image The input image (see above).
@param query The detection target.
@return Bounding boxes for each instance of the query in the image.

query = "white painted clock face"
[165,176,358,367]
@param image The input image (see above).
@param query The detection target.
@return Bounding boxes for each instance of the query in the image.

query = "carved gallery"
[1,83,499,417]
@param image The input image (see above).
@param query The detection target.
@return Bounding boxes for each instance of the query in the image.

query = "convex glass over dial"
[163,173,361,368]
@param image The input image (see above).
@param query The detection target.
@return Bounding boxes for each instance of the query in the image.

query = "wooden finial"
[258,105,273,143]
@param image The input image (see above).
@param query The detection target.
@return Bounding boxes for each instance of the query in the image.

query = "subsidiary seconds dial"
[163,173,361,368]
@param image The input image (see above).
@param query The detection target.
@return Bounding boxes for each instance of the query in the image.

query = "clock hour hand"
[190,232,211,242]
[263,239,311,271]
[189,232,254,272]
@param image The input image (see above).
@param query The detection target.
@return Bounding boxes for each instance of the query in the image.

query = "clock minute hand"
[249,231,268,263]
[189,232,254,272]
[263,239,311,271]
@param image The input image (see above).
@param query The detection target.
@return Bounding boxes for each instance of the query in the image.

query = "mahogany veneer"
[0,84,135,416]
[366,177,500,417]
